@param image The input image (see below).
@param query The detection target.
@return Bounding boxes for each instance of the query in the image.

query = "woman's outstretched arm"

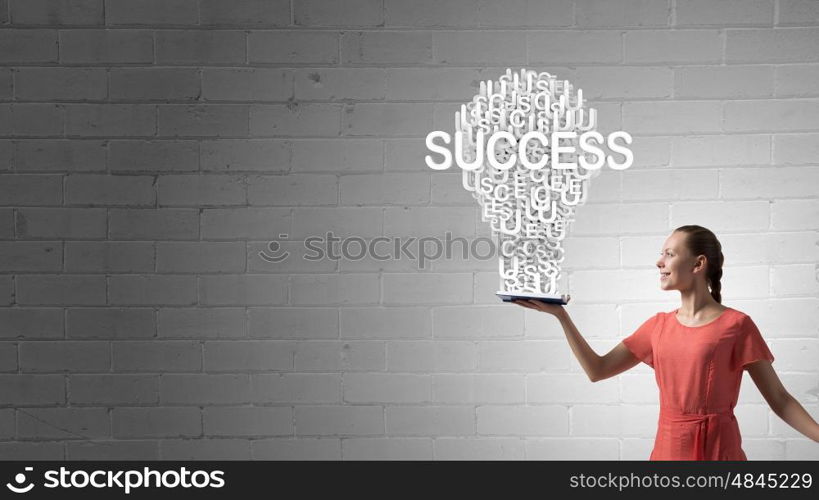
[514,299,640,382]
[746,360,819,442]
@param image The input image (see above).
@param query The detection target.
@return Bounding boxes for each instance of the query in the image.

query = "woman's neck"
[677,290,724,319]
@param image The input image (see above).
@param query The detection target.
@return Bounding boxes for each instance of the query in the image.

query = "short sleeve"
[731,315,775,371]
[622,313,661,369]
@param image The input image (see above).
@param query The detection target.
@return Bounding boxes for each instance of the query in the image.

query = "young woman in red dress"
[515,225,819,460]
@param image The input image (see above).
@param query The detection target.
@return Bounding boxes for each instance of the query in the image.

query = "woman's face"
[657,231,700,291]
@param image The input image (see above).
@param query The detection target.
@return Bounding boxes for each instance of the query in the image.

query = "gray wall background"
[0,0,817,460]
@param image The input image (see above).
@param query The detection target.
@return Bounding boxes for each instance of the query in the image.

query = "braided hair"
[673,225,724,304]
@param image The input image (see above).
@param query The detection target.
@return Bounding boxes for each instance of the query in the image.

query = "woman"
[514,225,819,460]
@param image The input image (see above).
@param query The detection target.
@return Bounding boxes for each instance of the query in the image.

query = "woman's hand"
[512,298,568,318]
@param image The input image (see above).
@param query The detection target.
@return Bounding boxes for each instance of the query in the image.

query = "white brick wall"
[0,0,816,460]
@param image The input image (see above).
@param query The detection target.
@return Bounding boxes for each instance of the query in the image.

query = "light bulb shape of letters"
[425,68,633,300]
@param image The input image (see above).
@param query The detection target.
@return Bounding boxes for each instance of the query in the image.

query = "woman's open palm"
[512,298,568,317]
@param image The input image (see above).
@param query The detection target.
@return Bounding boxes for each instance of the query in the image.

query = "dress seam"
[704,352,715,411]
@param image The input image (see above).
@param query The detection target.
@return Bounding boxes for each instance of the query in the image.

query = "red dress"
[622,307,775,461]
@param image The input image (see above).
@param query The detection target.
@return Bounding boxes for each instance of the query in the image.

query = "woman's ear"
[693,255,707,274]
